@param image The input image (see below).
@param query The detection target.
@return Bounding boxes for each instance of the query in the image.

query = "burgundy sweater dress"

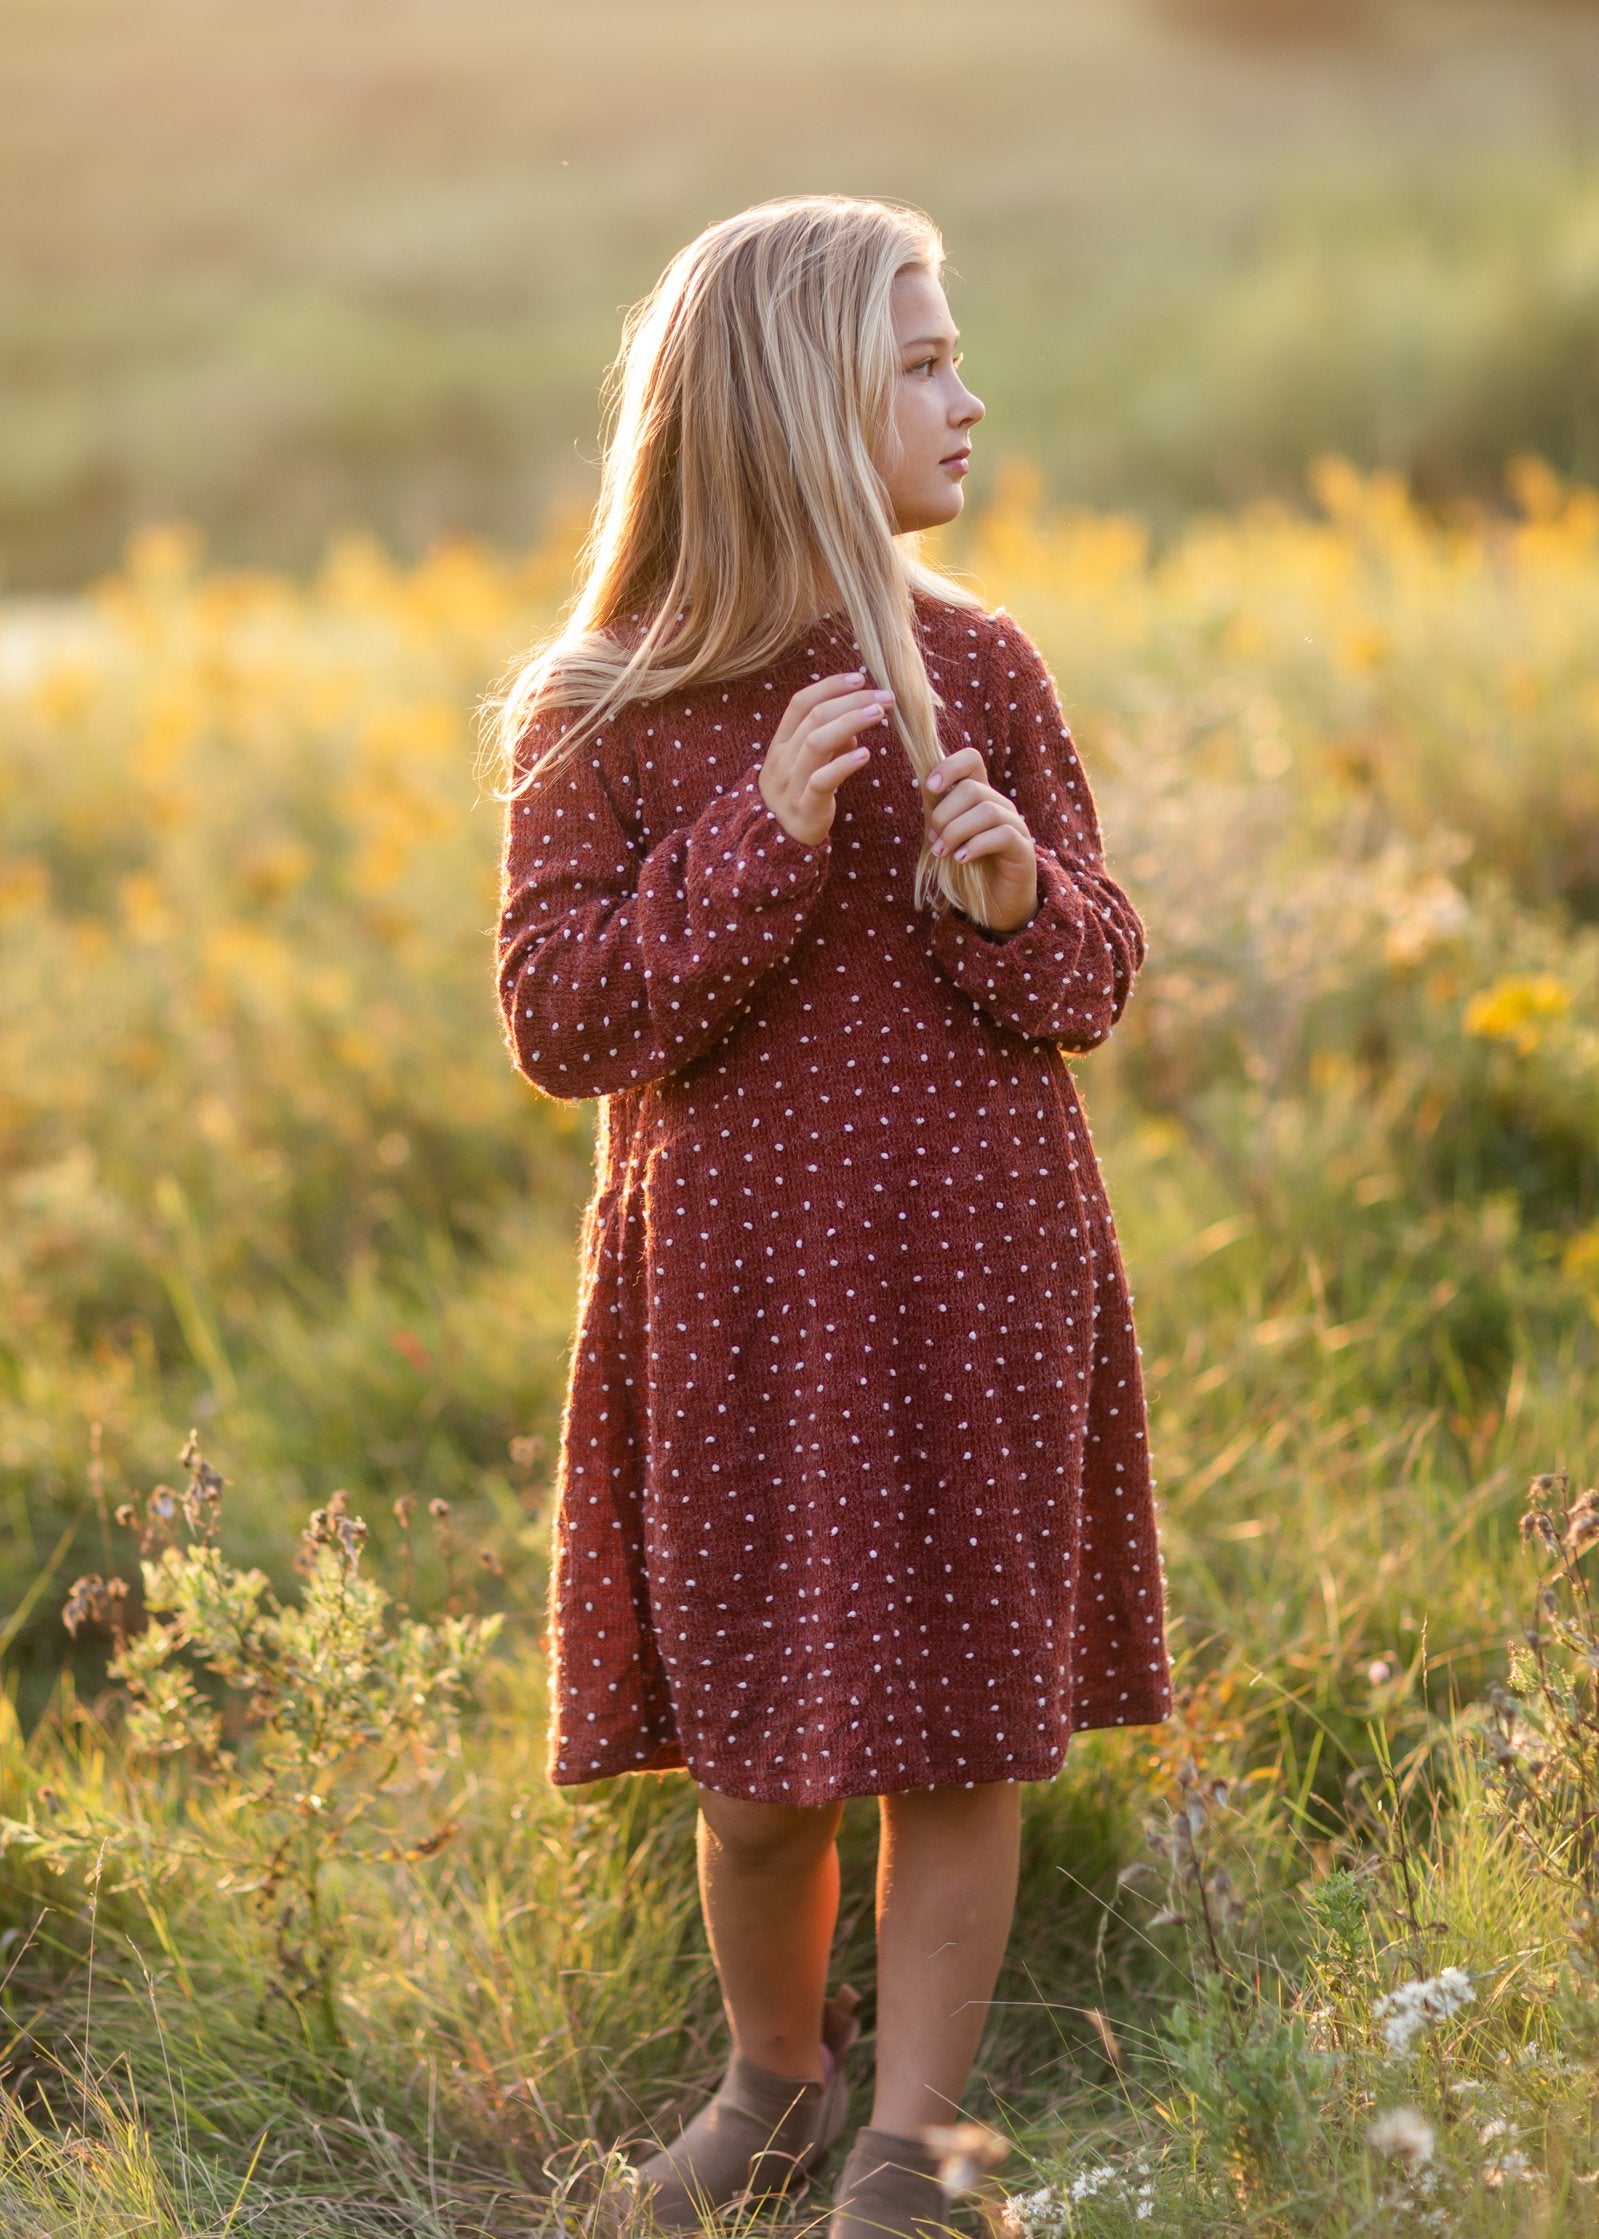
[496,592,1174,1804]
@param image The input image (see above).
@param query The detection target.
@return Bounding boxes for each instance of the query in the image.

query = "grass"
[1,457,1597,2227]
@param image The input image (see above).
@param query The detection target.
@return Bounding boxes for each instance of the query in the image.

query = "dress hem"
[545,1692,1176,1805]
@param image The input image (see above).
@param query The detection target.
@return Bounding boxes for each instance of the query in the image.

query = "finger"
[936,825,1015,864]
[801,687,895,730]
[806,701,895,755]
[926,773,997,828]
[927,782,1013,851]
[946,827,1032,865]
[931,804,1029,858]
[805,736,876,798]
[779,687,893,757]
[923,747,988,797]
[786,670,881,719]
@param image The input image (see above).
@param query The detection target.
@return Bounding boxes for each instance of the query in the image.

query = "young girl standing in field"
[488,194,1173,2239]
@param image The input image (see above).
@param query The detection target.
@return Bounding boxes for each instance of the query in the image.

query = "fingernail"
[955,847,968,860]
[927,773,943,791]
[931,838,944,855]
[873,688,895,703]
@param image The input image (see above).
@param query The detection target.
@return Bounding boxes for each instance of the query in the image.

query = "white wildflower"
[1483,2149,1533,2190]
[1000,2185,1070,2239]
[1006,2147,1163,2231]
[1372,1966,1475,2057]
[1368,2108,1436,2166]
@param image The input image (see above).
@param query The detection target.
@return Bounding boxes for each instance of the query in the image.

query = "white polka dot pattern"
[925,628,1147,1045]
[496,593,1174,1804]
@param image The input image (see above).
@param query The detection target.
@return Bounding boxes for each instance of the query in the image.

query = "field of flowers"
[1,461,1597,2232]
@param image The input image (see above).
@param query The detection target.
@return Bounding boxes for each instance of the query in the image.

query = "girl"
[487,194,1174,2239]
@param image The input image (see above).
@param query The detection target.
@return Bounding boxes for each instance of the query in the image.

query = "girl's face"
[875,265,985,534]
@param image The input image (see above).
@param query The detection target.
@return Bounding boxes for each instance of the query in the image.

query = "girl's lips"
[941,453,971,472]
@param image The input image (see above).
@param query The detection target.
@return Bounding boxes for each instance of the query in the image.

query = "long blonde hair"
[478,193,995,921]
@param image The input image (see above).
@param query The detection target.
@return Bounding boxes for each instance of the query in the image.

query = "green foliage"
[1478,1474,1599,1985]
[1303,1866,1372,1972]
[4,1435,502,2069]
[1157,1970,1335,2197]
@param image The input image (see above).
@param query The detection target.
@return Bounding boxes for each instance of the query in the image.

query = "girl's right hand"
[758,671,896,847]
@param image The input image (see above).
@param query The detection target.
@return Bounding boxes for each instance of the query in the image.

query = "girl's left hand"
[922,748,1040,934]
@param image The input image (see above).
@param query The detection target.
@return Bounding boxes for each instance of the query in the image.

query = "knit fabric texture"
[496,591,1175,1804]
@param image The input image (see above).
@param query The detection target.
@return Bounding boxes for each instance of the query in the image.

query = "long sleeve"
[927,618,1146,1050]
[496,703,832,1100]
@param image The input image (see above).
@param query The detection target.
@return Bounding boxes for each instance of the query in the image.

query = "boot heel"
[623,1984,865,2235]
[830,2126,955,2239]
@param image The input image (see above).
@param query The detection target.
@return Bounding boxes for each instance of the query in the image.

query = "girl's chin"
[891,491,967,536]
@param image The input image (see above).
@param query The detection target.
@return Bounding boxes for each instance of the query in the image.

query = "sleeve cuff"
[929,848,1084,993]
[721,763,833,897]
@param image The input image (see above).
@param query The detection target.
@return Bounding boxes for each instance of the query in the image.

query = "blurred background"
[4,11,1599,2215]
[4,0,1598,590]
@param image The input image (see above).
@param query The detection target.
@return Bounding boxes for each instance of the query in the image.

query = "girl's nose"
[957,385,985,428]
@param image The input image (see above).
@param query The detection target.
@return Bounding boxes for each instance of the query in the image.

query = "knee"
[879,1779,1023,1836]
[697,1787,842,1872]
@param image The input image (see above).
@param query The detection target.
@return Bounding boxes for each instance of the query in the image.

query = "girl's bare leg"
[695,1784,846,2080]
[870,1781,1024,2136]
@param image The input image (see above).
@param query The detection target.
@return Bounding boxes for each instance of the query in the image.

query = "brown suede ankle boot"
[623,1985,862,2234]
[828,2126,954,2239]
